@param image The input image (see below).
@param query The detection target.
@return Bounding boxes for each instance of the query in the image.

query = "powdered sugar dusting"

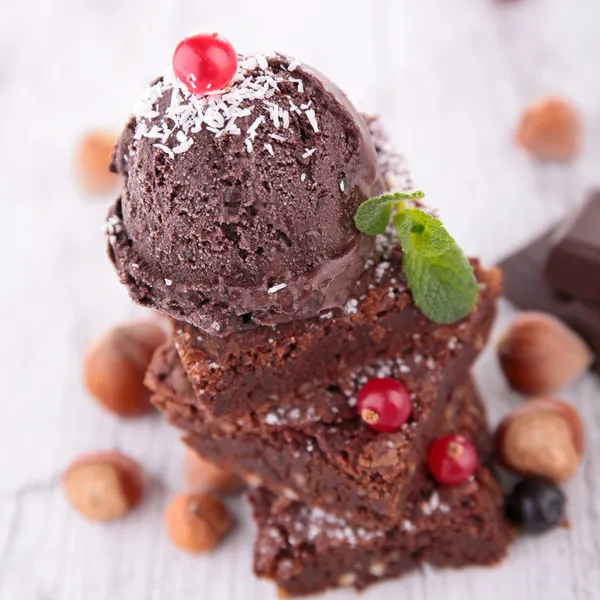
[131,54,320,159]
[344,298,359,315]
[105,215,122,246]
[287,506,384,547]
[375,260,390,281]
[421,491,451,516]
[264,405,318,426]
[264,413,279,426]
[105,215,122,235]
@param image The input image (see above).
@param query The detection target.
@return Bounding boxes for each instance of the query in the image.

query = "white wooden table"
[1,0,599,598]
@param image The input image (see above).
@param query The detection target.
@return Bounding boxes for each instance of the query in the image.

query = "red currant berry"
[172,33,237,95]
[427,434,478,486]
[356,378,412,433]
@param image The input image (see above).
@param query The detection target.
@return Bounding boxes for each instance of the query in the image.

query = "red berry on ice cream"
[173,33,237,94]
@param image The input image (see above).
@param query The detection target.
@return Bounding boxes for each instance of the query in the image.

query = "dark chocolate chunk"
[546,190,600,302]
[499,230,600,373]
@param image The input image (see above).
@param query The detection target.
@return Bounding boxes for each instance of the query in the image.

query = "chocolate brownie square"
[251,468,511,596]
[147,344,493,528]
[171,235,501,420]
[249,371,509,596]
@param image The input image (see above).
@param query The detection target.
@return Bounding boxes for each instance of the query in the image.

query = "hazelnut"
[184,448,242,495]
[165,493,232,553]
[63,451,145,521]
[75,131,120,194]
[498,312,593,394]
[515,97,581,160]
[496,398,583,482]
[83,321,167,417]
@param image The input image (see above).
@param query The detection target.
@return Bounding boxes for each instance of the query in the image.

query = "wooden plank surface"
[0,0,599,598]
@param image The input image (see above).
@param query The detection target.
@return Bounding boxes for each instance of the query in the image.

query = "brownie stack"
[107,48,511,595]
[146,231,511,595]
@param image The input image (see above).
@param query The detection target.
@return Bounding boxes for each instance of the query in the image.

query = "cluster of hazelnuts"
[63,320,240,553]
[496,311,591,532]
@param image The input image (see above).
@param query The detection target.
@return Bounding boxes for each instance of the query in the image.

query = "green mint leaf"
[354,190,478,324]
[402,244,479,323]
[354,190,425,235]
[394,208,455,257]
[392,206,413,249]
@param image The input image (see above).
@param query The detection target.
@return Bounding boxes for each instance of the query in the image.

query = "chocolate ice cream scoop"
[107,53,386,336]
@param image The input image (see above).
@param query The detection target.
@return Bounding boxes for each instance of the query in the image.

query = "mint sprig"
[353,191,425,235]
[354,191,478,324]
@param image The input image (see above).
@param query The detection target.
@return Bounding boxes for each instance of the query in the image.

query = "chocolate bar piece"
[499,230,600,372]
[546,190,600,302]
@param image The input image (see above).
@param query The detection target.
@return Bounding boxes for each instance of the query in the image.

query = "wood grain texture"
[0,0,599,598]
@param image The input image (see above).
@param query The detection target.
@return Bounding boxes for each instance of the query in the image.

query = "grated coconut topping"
[131,54,320,160]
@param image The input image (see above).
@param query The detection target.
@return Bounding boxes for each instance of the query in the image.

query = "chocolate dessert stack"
[106,34,511,596]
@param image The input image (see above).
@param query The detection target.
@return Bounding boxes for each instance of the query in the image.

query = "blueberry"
[506,478,566,533]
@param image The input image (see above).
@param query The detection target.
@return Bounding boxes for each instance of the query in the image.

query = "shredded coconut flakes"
[305,109,319,132]
[131,54,320,160]
[268,283,287,294]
